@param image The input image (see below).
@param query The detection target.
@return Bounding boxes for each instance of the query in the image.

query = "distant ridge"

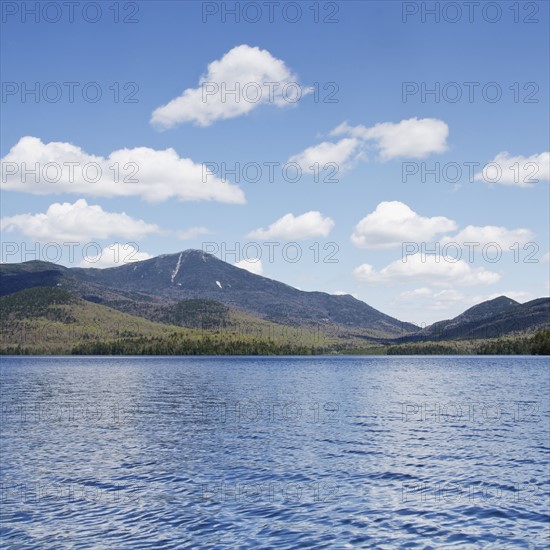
[1,250,548,343]
[398,296,549,341]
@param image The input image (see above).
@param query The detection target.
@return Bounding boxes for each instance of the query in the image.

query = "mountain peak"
[459,295,519,320]
[487,295,519,305]
[157,249,216,261]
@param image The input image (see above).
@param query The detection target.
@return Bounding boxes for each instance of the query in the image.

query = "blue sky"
[1,0,549,324]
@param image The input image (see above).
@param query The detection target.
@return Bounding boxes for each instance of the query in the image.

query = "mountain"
[0,287,335,355]
[451,296,520,323]
[400,296,549,342]
[0,250,417,339]
[0,261,69,295]
[1,251,548,350]
[0,286,184,353]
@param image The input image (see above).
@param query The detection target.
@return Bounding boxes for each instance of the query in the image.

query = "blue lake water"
[0,355,549,548]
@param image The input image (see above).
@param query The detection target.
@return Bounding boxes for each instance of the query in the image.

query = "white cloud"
[247,211,334,240]
[288,138,362,174]
[289,118,449,175]
[474,152,549,186]
[151,45,308,128]
[234,258,263,276]
[425,289,468,310]
[398,287,433,300]
[441,225,535,249]
[78,243,152,268]
[398,288,475,310]
[353,254,500,286]
[177,226,211,240]
[1,136,245,204]
[330,117,449,160]
[0,199,160,242]
[351,201,457,249]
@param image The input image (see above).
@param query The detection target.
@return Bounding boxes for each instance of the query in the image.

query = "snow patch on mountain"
[171,253,183,283]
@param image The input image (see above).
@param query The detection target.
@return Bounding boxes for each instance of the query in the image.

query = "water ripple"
[1,355,549,548]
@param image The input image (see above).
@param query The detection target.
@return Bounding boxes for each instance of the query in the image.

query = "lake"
[1,356,549,548]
